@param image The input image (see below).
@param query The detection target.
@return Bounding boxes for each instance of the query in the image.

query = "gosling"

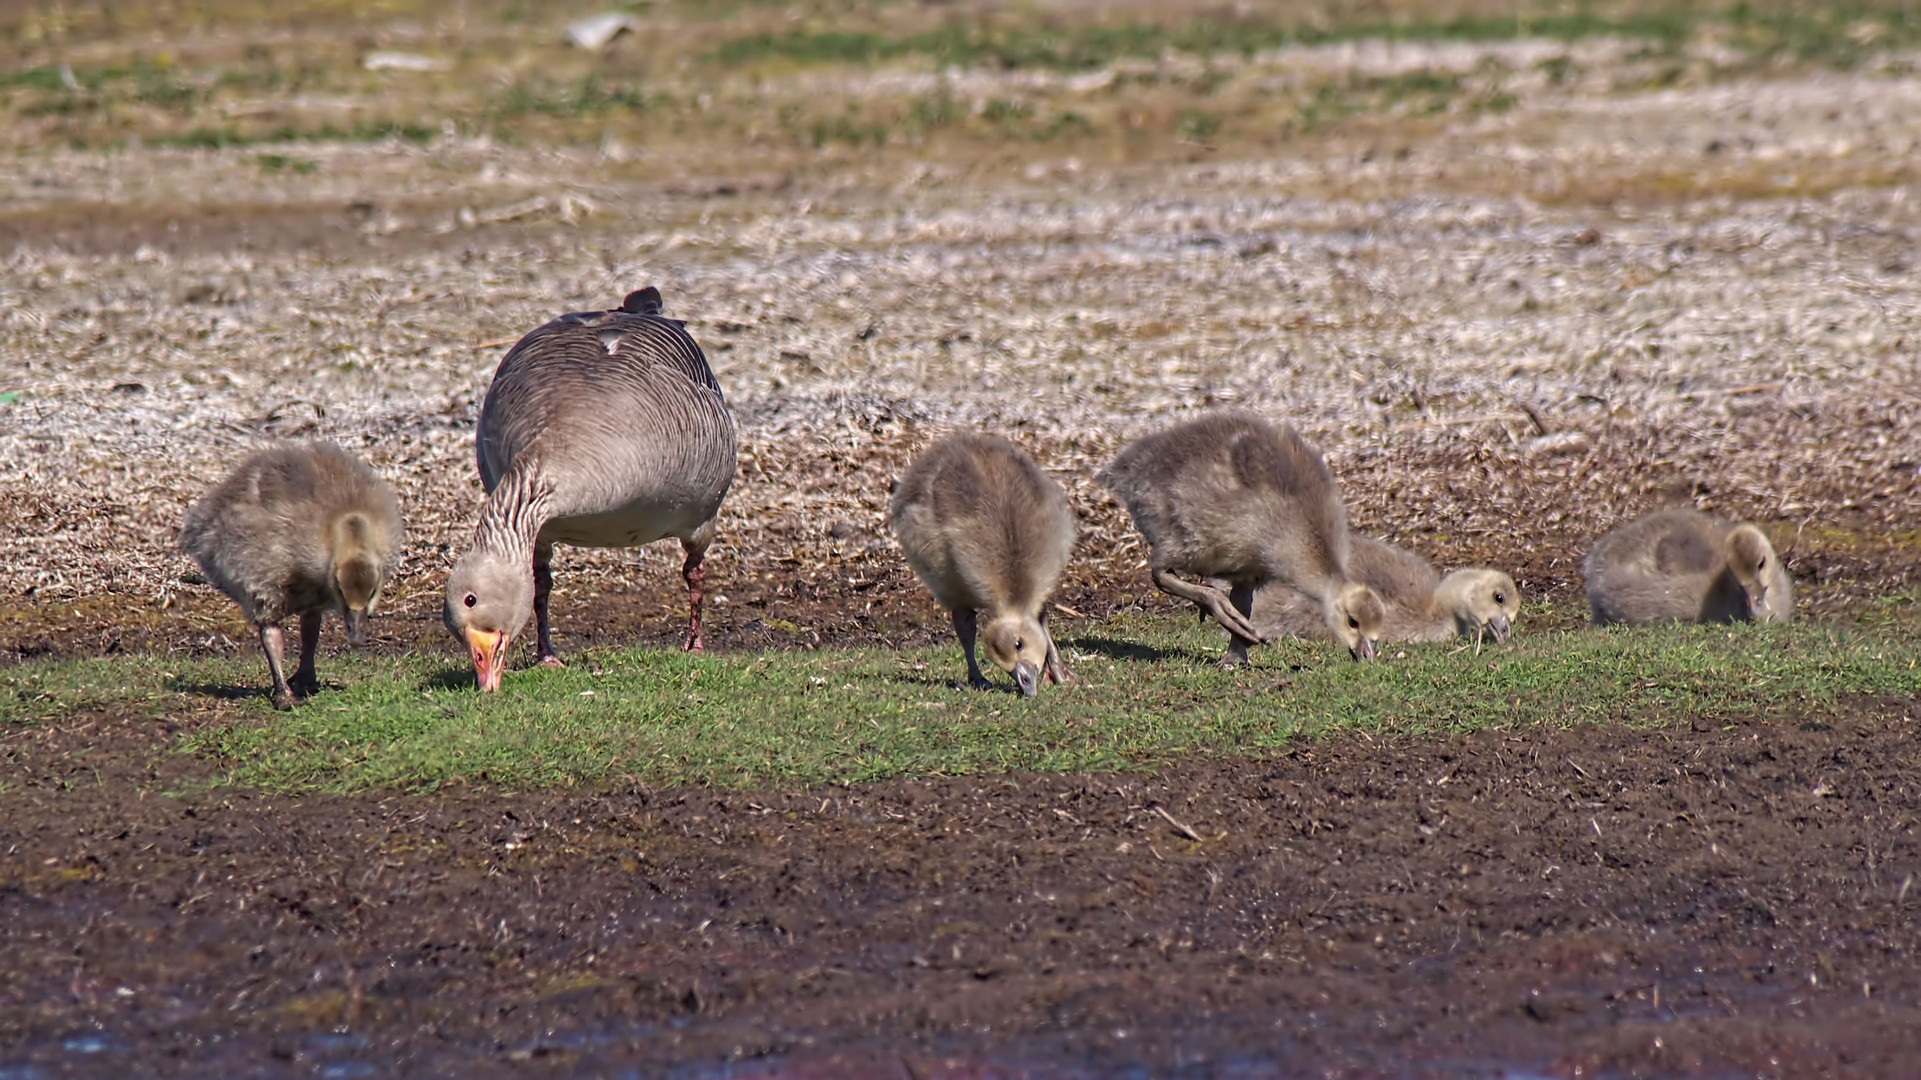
[1585,508,1792,625]
[1097,410,1385,665]
[180,441,403,710]
[1255,535,1520,648]
[890,432,1076,696]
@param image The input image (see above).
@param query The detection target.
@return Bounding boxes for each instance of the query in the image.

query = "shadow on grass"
[421,667,478,692]
[1067,635,1216,665]
[884,670,1022,695]
[168,677,358,706]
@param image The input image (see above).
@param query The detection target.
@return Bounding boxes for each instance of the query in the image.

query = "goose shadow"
[1064,635,1215,665]
[165,677,339,704]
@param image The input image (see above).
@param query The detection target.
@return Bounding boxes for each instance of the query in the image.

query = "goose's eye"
[463,593,478,609]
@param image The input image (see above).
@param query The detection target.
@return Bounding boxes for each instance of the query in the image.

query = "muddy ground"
[3,694,1919,1077]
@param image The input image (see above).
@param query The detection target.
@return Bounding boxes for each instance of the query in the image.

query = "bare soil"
[4,696,1919,1078]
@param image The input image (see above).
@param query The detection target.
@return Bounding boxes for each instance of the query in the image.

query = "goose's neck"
[472,461,554,561]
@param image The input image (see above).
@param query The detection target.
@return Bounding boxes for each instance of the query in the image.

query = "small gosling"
[181,441,403,709]
[1255,535,1520,648]
[1584,507,1792,626]
[1098,410,1385,665]
[890,433,1076,697]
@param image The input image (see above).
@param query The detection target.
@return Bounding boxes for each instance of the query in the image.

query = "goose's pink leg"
[681,545,707,652]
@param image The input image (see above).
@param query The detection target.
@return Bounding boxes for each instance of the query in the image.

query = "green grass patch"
[254,151,318,174]
[5,613,1917,795]
[710,4,1921,73]
[135,121,435,150]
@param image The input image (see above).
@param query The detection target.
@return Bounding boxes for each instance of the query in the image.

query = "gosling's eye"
[1347,617,1359,629]
[1756,558,1766,570]
[1494,592,1506,605]
[1014,639,1025,651]
[463,593,478,609]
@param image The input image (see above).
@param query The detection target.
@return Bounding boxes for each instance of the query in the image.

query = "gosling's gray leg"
[289,610,323,697]
[1221,581,1258,669]
[1150,565,1264,645]
[952,608,993,691]
[259,623,296,711]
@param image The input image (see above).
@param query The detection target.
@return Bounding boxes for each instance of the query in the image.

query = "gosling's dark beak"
[343,607,369,647]
[467,628,508,692]
[1351,636,1379,662]
[1014,661,1040,698]
[1489,615,1512,644]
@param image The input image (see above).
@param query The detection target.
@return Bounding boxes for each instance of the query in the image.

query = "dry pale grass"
[1,23,1918,656]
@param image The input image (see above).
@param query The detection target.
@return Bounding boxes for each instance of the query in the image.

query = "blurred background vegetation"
[0,1,1915,166]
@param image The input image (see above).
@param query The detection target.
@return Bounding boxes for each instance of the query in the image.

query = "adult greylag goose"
[180,440,403,710]
[444,287,736,691]
[1254,535,1520,648]
[1097,410,1385,665]
[890,432,1076,696]
[1584,508,1792,626]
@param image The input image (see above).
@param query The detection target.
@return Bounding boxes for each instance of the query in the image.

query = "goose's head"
[444,550,533,692]
[982,613,1050,697]
[1726,524,1792,623]
[1330,581,1387,661]
[1438,568,1521,644]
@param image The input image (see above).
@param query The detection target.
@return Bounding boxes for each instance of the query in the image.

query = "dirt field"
[5,695,1920,1077]
[4,1,1921,1075]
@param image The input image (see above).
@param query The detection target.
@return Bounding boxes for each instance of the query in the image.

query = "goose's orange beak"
[467,628,507,692]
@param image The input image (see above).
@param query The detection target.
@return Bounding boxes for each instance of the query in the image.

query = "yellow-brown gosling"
[1098,410,1385,665]
[180,440,403,710]
[1254,535,1520,649]
[1584,508,1792,626]
[890,432,1076,697]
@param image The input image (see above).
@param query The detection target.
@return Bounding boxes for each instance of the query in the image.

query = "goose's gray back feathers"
[180,440,403,625]
[1584,508,1793,625]
[890,432,1076,616]
[475,287,735,551]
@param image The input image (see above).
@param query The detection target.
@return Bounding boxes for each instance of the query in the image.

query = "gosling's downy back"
[1096,410,1352,594]
[180,440,404,626]
[889,432,1076,619]
[1584,508,1791,625]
